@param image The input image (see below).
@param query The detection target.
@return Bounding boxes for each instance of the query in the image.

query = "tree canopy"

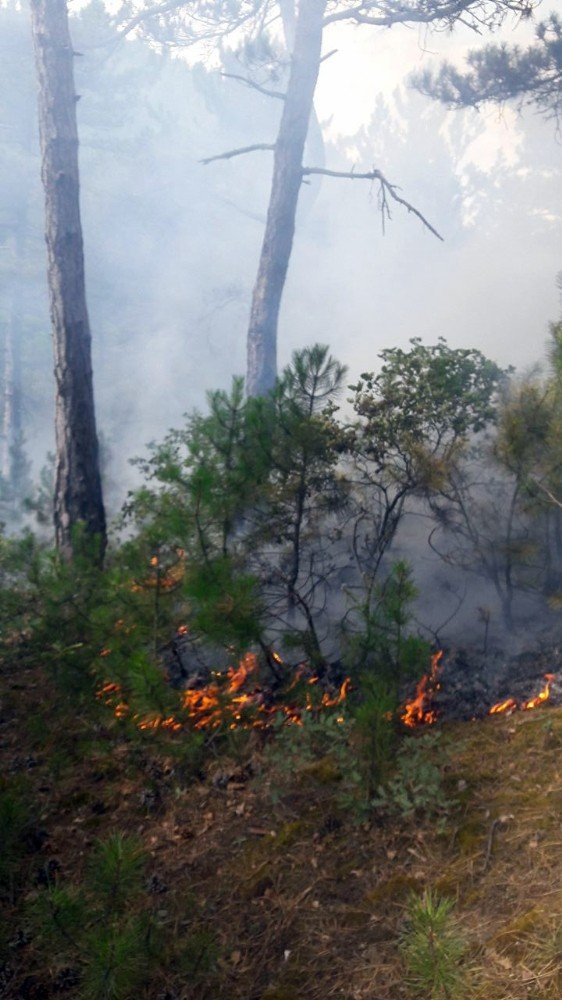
[413,12,562,120]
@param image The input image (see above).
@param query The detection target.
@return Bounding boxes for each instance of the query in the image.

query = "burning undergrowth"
[400,644,562,727]
[97,631,562,740]
[98,645,351,734]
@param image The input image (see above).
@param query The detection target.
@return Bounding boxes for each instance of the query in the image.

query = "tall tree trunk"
[1,217,25,506]
[246,0,327,397]
[30,0,106,561]
[1,307,17,489]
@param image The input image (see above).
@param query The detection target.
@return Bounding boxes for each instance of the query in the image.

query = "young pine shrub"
[30,833,154,1000]
[0,779,33,902]
[352,674,397,801]
[81,915,152,1000]
[400,890,468,999]
[81,834,154,1000]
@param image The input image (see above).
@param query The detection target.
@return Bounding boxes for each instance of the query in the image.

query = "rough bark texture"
[246,0,327,398]
[30,0,106,560]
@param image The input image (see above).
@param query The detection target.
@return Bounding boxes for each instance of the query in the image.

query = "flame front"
[489,674,555,717]
[400,650,444,729]
[98,650,351,734]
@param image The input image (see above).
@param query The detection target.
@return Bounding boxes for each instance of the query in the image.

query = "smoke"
[1,2,561,642]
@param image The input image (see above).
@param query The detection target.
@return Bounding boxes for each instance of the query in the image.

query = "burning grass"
[3,654,562,998]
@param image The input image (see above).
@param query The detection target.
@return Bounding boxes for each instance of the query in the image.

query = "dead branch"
[201,143,275,165]
[300,165,444,241]
[320,47,338,62]
[221,72,285,100]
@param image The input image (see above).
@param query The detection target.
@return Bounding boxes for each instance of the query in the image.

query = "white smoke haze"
[1,0,560,638]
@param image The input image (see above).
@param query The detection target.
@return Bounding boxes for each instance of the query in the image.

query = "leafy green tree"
[346,338,505,605]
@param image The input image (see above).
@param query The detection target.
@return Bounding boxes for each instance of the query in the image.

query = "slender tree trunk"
[246,0,327,397]
[1,308,17,488]
[1,219,25,503]
[30,0,106,561]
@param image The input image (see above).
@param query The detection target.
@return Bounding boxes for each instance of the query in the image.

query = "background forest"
[1,0,562,997]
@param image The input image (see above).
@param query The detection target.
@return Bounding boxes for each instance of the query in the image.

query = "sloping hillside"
[2,658,562,999]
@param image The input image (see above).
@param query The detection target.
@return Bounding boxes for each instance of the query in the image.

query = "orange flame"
[489,674,555,717]
[400,650,443,729]
[97,648,351,735]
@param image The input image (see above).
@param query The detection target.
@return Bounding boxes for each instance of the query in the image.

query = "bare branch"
[300,165,444,241]
[221,72,285,100]
[201,143,275,165]
[532,480,562,509]
[320,47,338,62]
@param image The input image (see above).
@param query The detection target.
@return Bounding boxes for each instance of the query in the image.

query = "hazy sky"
[3,0,561,486]
[317,7,545,137]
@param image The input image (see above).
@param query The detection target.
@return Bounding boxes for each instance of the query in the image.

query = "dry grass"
[2,659,562,998]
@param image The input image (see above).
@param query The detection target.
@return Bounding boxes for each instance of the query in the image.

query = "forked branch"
[301,165,444,240]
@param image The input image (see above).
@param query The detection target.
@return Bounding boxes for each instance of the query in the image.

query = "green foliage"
[30,833,153,999]
[400,890,468,999]
[125,344,347,662]
[173,929,219,980]
[87,834,146,914]
[81,917,151,1000]
[349,337,505,469]
[0,778,32,896]
[413,13,562,121]
[0,524,183,728]
[374,732,456,820]
[33,884,86,951]
[265,708,352,778]
[344,561,430,689]
[352,674,398,798]
[184,555,263,651]
[0,528,107,696]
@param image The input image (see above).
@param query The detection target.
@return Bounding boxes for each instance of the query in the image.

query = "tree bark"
[246,0,327,397]
[30,0,106,561]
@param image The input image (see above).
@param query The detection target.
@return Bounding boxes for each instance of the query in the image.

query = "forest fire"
[488,674,555,716]
[400,650,444,728]
[98,639,558,737]
[97,651,351,734]
[400,651,557,729]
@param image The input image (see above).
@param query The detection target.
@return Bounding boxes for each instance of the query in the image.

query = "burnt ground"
[402,643,562,723]
[3,653,562,999]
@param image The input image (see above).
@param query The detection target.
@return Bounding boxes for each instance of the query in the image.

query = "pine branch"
[323,0,534,29]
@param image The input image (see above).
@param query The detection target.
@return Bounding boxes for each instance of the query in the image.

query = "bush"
[400,890,468,998]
